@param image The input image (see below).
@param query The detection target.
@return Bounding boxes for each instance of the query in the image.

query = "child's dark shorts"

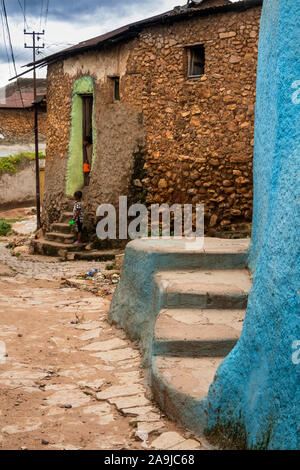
[76,220,83,232]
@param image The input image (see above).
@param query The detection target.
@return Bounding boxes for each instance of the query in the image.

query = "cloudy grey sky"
[0,0,238,87]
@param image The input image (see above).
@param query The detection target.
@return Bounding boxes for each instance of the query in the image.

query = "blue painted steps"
[108,237,251,436]
[149,268,251,434]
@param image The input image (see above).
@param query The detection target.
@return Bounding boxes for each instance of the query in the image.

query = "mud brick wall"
[45,5,261,235]
[0,108,47,145]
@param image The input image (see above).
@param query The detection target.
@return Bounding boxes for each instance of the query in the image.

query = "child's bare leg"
[78,231,82,243]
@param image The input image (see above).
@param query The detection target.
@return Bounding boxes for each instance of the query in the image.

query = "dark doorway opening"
[81,94,93,186]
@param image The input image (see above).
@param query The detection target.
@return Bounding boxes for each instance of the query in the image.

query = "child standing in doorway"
[73,191,84,245]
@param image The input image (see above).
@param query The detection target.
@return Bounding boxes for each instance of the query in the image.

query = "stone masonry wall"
[0,108,47,145]
[45,5,261,235]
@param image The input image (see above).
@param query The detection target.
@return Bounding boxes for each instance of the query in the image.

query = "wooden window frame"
[187,45,205,79]
[108,76,120,102]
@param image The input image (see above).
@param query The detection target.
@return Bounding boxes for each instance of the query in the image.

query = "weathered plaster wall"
[63,44,130,81]
[44,49,143,232]
[43,61,77,229]
[205,0,300,450]
[0,159,45,208]
[44,5,261,233]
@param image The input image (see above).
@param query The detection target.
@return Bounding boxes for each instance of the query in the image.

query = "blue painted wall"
[205,0,300,449]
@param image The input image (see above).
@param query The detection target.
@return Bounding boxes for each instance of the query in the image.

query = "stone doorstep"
[156,269,251,309]
[152,356,224,401]
[153,307,245,357]
[60,211,73,223]
[51,222,73,234]
[153,339,238,358]
[70,250,117,261]
[156,269,252,293]
[132,237,249,256]
[32,238,86,255]
[45,232,75,244]
[156,308,245,338]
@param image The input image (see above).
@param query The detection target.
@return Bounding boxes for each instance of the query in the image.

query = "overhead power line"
[0,4,12,76]
[1,0,26,108]
[39,0,44,30]
[45,0,50,26]
[17,0,28,29]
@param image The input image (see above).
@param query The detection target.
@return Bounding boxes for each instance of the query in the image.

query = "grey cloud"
[0,45,32,64]
[6,0,161,22]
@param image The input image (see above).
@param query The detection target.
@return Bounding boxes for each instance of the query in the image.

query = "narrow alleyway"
[0,243,211,451]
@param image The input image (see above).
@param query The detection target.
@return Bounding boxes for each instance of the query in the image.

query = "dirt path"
[0,242,211,451]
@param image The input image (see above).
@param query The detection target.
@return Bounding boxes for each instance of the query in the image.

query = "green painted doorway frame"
[66,76,96,197]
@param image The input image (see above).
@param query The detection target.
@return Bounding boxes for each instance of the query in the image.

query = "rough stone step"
[127,237,250,270]
[60,211,74,223]
[51,222,73,234]
[151,355,224,434]
[153,308,245,357]
[45,232,75,244]
[32,238,86,257]
[67,250,118,261]
[155,269,251,309]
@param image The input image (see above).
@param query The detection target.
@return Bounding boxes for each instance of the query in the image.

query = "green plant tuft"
[0,219,12,237]
[106,263,115,270]
[0,152,45,174]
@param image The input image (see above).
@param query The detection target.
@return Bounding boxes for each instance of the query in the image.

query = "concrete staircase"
[32,210,81,257]
[109,238,251,436]
[150,268,251,434]
[32,210,116,261]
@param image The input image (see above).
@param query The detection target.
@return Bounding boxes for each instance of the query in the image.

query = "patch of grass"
[0,152,45,174]
[5,217,25,224]
[0,219,13,236]
[130,421,138,428]
[106,263,115,270]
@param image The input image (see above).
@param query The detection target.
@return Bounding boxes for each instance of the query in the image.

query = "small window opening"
[111,76,120,101]
[188,45,205,78]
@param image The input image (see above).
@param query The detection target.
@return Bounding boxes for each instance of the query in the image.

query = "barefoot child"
[73,191,83,244]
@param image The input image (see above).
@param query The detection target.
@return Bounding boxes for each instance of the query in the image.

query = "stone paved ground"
[0,238,213,450]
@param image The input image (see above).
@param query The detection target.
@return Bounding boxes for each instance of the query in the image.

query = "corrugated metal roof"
[0,91,45,108]
[26,0,262,69]
[0,78,46,108]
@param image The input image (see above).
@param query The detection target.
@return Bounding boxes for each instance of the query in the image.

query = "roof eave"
[26,0,263,69]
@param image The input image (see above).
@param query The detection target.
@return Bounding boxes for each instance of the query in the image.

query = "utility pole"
[24,30,45,230]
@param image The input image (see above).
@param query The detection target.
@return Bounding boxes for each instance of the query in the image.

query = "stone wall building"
[0,78,47,156]
[32,0,262,236]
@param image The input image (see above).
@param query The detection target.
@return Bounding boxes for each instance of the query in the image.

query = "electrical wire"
[1,0,34,124]
[45,0,50,26]
[17,0,28,30]
[39,0,44,30]
[0,4,12,77]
